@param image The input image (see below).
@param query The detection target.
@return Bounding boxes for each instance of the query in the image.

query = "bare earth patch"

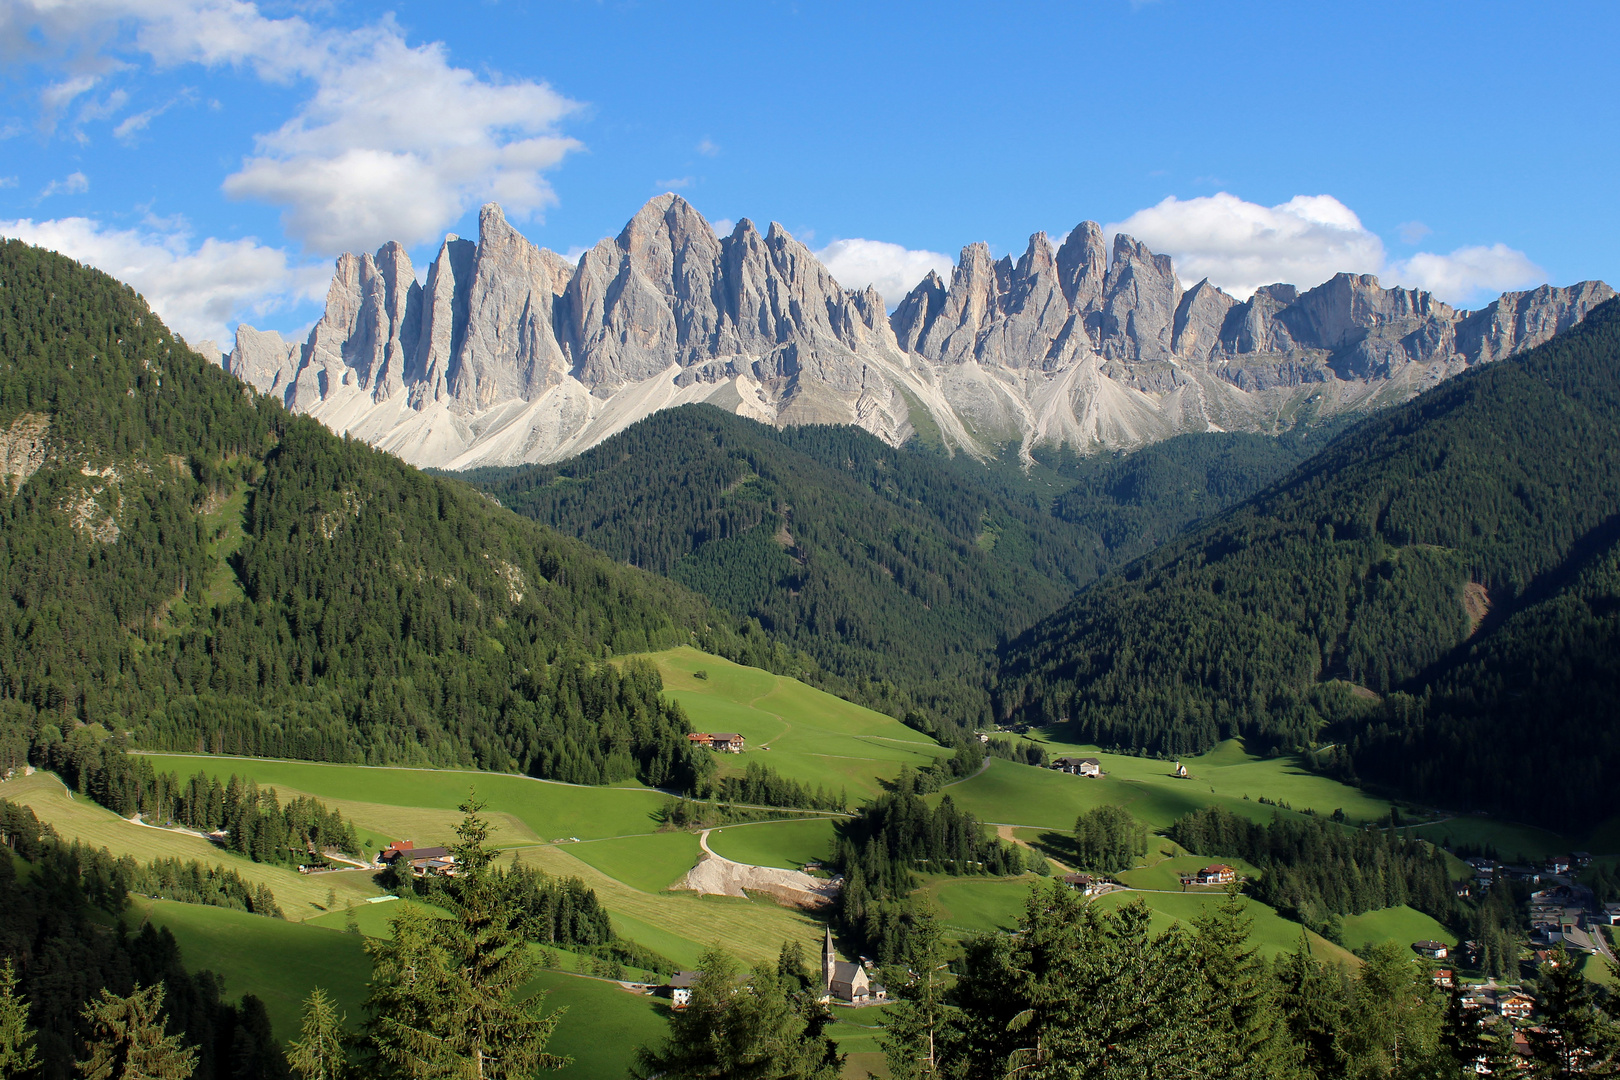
[672,830,840,910]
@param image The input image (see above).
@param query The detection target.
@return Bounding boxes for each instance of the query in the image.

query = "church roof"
[830,960,865,984]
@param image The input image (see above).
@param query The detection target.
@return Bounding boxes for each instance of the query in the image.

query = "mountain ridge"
[229,195,1615,471]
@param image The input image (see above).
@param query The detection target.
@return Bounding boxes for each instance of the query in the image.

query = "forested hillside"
[467,408,1333,730]
[467,407,1095,727]
[996,298,1620,827]
[0,239,775,787]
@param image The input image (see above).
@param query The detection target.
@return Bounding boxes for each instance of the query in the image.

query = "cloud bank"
[815,238,954,309]
[1106,192,1543,306]
[7,1,583,254]
[0,215,327,344]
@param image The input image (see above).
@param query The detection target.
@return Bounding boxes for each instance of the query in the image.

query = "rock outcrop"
[232,195,1615,469]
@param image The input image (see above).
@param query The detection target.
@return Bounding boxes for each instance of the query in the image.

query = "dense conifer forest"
[996,298,1620,825]
[0,240,792,789]
[467,407,1333,730]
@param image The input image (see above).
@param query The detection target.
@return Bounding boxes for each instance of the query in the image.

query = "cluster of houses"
[1464,851,1593,889]
[1051,757,1101,777]
[1060,872,1106,896]
[375,840,456,876]
[687,732,746,753]
[659,930,886,1008]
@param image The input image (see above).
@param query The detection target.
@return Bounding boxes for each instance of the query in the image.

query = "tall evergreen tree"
[633,948,839,1080]
[1192,887,1300,1080]
[0,960,39,1079]
[878,910,955,1080]
[228,997,287,1080]
[286,989,347,1080]
[76,985,196,1080]
[363,796,567,1079]
[1526,947,1620,1078]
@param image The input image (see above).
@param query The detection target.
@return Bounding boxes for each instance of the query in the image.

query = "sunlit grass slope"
[140,898,668,1077]
[933,738,1396,834]
[1,771,385,918]
[645,647,953,799]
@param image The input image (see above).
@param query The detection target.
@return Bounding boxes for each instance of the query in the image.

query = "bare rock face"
[226,326,299,395]
[239,194,1615,470]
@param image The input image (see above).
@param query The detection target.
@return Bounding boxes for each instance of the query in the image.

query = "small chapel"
[822,928,886,1005]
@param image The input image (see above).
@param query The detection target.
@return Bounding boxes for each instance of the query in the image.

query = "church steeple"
[823,926,836,991]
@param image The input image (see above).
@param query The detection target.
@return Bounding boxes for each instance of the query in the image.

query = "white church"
[822,928,886,1005]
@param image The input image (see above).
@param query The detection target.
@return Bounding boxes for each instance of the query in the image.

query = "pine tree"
[363,795,568,1079]
[1526,946,1620,1077]
[0,960,39,1080]
[1192,886,1298,1079]
[633,948,839,1080]
[878,910,954,1080]
[76,984,196,1080]
[287,988,348,1080]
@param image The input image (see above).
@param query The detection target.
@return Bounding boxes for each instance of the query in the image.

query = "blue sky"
[1,0,1615,347]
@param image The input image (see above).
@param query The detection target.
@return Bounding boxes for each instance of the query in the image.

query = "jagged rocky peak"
[232,195,1615,472]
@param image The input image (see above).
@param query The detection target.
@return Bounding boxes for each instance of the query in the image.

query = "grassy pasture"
[563,831,704,893]
[1337,906,1456,956]
[138,753,666,844]
[943,738,1393,835]
[646,647,952,800]
[1411,816,1568,862]
[1115,855,1263,893]
[706,818,839,869]
[914,875,1039,936]
[141,897,668,1077]
[1,771,385,918]
[509,843,823,971]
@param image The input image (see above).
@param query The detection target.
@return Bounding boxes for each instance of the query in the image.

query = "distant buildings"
[1060,873,1103,896]
[1052,757,1102,777]
[688,732,746,753]
[1412,940,1449,960]
[377,840,456,876]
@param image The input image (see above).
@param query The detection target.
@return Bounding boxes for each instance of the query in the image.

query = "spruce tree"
[287,988,348,1080]
[1192,886,1298,1079]
[76,984,196,1080]
[1526,946,1620,1077]
[633,948,839,1080]
[0,960,38,1080]
[363,795,568,1079]
[878,910,954,1080]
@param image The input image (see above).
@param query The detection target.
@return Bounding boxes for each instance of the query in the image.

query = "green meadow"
[1337,906,1456,955]
[645,647,953,800]
[706,818,840,869]
[0,771,386,918]
[1090,889,1358,966]
[139,897,669,1079]
[136,753,667,845]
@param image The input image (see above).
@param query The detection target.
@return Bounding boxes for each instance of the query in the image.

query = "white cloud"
[40,171,90,198]
[1104,191,1546,306]
[710,218,735,237]
[1106,192,1386,300]
[696,138,719,157]
[1388,244,1544,302]
[8,2,585,254]
[0,177,17,188]
[0,216,327,344]
[815,238,954,308]
[654,176,694,190]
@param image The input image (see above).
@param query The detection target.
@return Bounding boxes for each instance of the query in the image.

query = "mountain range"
[228,196,1614,470]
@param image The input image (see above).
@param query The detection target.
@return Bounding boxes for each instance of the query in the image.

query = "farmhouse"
[1194,864,1236,886]
[1432,968,1455,988]
[1412,940,1449,960]
[823,929,886,1005]
[1052,757,1102,777]
[379,843,456,876]
[1499,993,1535,1020]
[660,971,700,1008]
[1060,873,1102,896]
[687,732,746,752]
